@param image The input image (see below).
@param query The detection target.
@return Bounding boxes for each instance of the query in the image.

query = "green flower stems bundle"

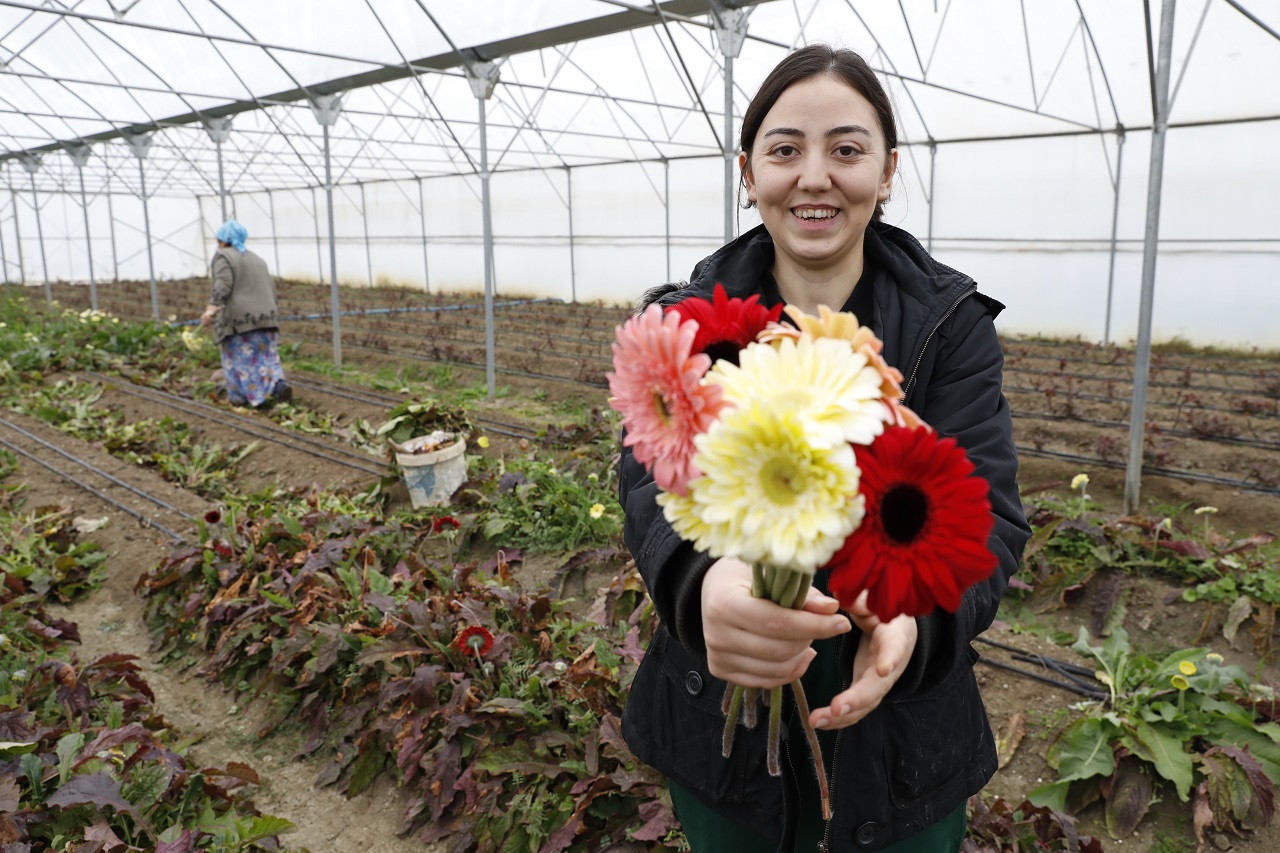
[720,563,831,821]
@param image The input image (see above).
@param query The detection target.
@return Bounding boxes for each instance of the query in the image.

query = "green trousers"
[668,635,967,852]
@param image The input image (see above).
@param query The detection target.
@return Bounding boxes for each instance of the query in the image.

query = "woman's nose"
[796,154,832,191]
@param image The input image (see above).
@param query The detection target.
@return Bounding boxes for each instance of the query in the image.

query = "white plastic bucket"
[392,434,467,508]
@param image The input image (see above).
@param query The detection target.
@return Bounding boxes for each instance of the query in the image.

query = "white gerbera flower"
[661,400,863,573]
[707,336,890,448]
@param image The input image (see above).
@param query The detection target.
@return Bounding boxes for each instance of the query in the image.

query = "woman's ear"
[878,148,898,202]
[739,151,756,203]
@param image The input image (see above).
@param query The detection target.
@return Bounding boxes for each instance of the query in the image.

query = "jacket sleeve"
[210,252,234,306]
[890,304,1030,698]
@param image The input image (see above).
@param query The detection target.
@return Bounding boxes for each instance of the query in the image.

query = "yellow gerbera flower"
[589,503,605,519]
[660,400,863,573]
[707,336,889,449]
[1171,675,1190,691]
[1178,660,1197,676]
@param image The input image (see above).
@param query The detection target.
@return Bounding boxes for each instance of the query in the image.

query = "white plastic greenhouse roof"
[4,0,1279,197]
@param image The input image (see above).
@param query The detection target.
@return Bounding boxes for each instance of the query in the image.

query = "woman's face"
[741,74,896,275]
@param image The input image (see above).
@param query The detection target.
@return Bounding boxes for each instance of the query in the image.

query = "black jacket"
[618,222,1031,850]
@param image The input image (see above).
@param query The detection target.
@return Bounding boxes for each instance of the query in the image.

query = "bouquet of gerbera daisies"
[608,284,997,820]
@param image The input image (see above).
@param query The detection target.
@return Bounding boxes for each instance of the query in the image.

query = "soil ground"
[17,281,1280,851]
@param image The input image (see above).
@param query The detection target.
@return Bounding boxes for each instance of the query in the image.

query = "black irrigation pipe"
[0,416,197,522]
[319,312,618,353]
[293,336,610,390]
[0,434,186,543]
[286,376,542,442]
[975,656,1108,700]
[1003,383,1279,421]
[1012,409,1280,454]
[1015,444,1280,497]
[84,374,388,478]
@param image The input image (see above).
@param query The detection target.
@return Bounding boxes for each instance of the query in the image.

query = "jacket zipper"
[818,635,853,853]
[899,285,976,402]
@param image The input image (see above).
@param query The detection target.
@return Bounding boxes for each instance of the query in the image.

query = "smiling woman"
[618,44,1031,853]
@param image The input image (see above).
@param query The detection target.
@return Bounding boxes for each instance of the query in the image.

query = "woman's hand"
[199,304,220,327]
[701,558,851,689]
[810,589,917,730]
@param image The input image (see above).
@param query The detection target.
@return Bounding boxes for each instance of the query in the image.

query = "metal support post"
[106,181,119,281]
[125,132,159,321]
[204,117,233,223]
[464,57,501,400]
[417,177,430,292]
[711,1,749,246]
[310,186,323,283]
[566,166,576,304]
[1103,129,1126,346]
[0,196,9,287]
[18,155,50,303]
[926,141,937,254]
[1124,0,1177,515]
[10,189,24,285]
[310,94,344,365]
[65,142,98,310]
[359,182,373,287]
[266,189,281,275]
[664,159,671,281]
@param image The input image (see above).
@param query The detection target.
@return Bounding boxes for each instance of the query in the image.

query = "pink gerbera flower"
[607,304,726,495]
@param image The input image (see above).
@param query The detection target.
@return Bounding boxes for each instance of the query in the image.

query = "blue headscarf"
[215,220,248,254]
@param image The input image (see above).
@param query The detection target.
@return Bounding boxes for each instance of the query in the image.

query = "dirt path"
[2,411,429,853]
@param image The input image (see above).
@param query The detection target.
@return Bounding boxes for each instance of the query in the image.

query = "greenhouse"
[1,1,1279,851]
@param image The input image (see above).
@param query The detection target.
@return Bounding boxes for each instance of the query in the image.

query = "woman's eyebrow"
[760,124,872,139]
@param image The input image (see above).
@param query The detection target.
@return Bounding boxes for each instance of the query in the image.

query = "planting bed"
[8,281,1280,853]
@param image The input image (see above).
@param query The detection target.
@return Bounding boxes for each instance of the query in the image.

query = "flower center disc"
[881,483,928,543]
[760,456,803,505]
[652,389,672,424]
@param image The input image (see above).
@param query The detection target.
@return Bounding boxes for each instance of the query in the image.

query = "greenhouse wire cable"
[1003,362,1275,398]
[292,336,609,389]
[0,435,186,543]
[1003,348,1279,382]
[0,416,197,521]
[1011,409,1280,454]
[1002,335,1280,369]
[83,374,388,477]
[1015,445,1280,497]
[1003,383,1278,421]
[168,297,560,327]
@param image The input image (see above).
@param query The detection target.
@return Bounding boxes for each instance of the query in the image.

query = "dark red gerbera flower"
[827,426,997,621]
[433,516,461,533]
[665,282,783,364]
[204,509,222,524]
[453,625,494,658]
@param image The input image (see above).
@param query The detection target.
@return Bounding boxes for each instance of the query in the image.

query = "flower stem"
[743,687,760,729]
[790,677,831,820]
[767,685,783,776]
[752,563,767,598]
[722,684,744,759]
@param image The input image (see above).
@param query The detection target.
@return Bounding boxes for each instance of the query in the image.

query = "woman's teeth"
[794,208,837,220]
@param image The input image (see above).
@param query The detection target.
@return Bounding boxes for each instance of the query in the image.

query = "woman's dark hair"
[738,44,898,223]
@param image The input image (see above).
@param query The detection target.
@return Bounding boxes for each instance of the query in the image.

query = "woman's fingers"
[809,614,918,730]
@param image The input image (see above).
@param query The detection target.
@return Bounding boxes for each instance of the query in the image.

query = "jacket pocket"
[882,646,990,809]
[646,626,767,805]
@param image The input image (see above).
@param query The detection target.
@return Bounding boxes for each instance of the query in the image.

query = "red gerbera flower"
[204,509,222,524]
[666,283,784,364]
[453,625,495,659]
[827,426,997,621]
[433,516,461,533]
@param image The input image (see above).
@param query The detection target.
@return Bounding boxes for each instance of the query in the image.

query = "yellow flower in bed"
[707,336,890,449]
[1179,660,1197,676]
[660,400,862,572]
[589,503,605,519]
[1171,674,1191,691]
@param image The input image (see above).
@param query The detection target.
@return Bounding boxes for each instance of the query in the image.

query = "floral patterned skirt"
[219,329,285,407]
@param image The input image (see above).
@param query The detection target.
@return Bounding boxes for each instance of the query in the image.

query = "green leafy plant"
[1029,627,1279,842]
[963,794,1103,852]
[479,457,622,553]
[376,399,472,446]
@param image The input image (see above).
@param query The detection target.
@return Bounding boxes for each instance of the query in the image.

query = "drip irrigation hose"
[974,656,1108,701]
[168,297,561,328]
[1012,409,1280,453]
[286,377,542,442]
[85,374,387,478]
[1003,335,1280,370]
[1003,362,1274,399]
[1015,444,1280,496]
[1004,347,1278,382]
[0,417,197,521]
[1004,383,1279,421]
[0,434,186,543]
